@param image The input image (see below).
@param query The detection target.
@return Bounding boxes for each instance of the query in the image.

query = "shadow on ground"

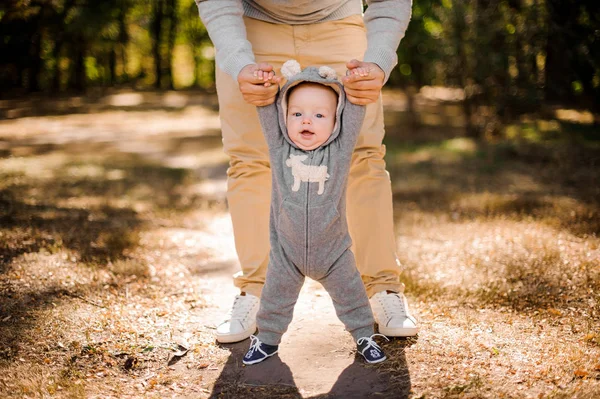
[0,149,229,271]
[387,140,600,237]
[0,89,220,119]
[0,281,104,365]
[0,192,141,270]
[210,339,411,399]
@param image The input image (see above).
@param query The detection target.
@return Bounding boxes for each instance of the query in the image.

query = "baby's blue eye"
[293,112,302,117]
[316,114,324,118]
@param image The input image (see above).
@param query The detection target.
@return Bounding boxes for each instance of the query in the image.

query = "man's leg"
[216,63,270,299]
[214,18,296,342]
[298,15,418,336]
[214,63,268,342]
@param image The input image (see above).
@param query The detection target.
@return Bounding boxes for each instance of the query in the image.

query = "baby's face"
[286,83,337,151]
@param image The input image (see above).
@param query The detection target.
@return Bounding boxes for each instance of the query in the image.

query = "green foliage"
[392,0,599,138]
[0,0,215,92]
[392,0,444,87]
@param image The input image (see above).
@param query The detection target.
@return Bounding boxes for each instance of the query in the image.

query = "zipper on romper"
[305,151,313,274]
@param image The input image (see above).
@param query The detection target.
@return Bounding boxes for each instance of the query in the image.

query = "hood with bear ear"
[277,60,345,149]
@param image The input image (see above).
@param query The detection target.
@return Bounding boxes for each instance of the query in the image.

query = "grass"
[379,112,600,397]
[0,89,599,398]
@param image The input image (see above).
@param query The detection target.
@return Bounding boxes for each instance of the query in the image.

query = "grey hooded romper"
[255,65,375,346]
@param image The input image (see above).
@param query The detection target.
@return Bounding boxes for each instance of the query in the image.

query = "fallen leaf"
[548,308,561,316]
[171,343,189,357]
[198,362,209,369]
[124,356,138,370]
[584,333,596,341]
[574,369,588,378]
[594,364,600,371]
[172,347,189,357]
[2,316,11,322]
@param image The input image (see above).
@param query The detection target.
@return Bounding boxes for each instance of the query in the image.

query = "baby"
[243,60,388,365]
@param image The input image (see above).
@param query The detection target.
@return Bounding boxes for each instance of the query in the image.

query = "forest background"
[1,0,599,138]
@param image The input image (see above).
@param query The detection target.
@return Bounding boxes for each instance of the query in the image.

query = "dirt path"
[153,212,411,398]
[198,265,409,398]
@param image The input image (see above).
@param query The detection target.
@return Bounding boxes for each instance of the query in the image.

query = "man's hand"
[341,59,385,105]
[237,63,281,106]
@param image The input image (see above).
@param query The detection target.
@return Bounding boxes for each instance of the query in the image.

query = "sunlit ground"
[0,88,599,398]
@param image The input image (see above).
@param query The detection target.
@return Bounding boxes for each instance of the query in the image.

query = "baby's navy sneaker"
[243,335,279,365]
[357,334,389,364]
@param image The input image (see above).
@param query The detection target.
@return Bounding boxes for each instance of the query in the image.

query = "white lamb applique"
[285,154,330,195]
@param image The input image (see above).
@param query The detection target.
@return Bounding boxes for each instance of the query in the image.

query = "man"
[195,0,418,343]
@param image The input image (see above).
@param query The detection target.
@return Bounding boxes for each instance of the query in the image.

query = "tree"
[151,0,165,89]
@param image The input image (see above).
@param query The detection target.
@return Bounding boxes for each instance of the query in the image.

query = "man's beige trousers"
[215,15,404,298]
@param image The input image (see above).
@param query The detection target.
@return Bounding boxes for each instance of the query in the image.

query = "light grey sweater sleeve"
[195,0,255,79]
[363,0,413,83]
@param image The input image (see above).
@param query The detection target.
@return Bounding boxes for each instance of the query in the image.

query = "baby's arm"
[256,101,284,150]
[255,68,284,149]
[339,97,367,155]
[337,68,369,153]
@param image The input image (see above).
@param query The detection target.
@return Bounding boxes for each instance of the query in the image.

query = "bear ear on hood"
[281,60,302,79]
[318,66,337,80]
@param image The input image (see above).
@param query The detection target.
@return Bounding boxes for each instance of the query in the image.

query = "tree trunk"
[193,48,201,87]
[166,0,177,90]
[71,35,86,92]
[28,30,42,92]
[152,0,164,89]
[544,0,573,102]
[52,39,63,91]
[52,0,76,92]
[453,0,478,139]
[513,9,529,93]
[109,48,117,85]
[118,0,129,82]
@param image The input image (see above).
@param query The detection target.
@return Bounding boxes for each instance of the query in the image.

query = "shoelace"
[229,295,257,321]
[245,335,261,358]
[357,334,389,353]
[379,292,407,317]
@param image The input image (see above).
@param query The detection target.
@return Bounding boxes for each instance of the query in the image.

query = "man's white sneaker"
[369,290,418,337]
[216,292,259,343]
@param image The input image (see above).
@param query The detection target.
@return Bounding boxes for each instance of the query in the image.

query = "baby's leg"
[318,250,374,342]
[256,252,305,346]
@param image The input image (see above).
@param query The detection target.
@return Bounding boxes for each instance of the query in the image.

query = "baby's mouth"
[300,130,314,138]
